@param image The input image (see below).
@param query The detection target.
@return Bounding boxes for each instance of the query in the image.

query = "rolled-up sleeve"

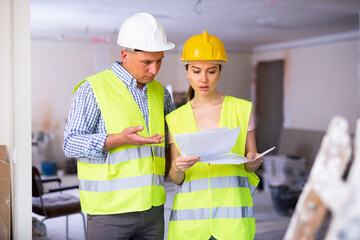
[63,81,107,160]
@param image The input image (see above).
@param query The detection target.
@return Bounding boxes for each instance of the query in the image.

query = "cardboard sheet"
[0,145,10,240]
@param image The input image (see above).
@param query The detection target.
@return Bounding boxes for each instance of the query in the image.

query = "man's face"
[121,50,164,86]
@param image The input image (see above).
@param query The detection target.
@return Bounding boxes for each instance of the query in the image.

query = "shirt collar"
[110,61,141,88]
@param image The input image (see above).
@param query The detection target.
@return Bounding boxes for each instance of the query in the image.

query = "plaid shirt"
[63,61,175,160]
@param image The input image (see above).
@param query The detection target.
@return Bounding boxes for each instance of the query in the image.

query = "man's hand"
[245,152,263,172]
[103,126,163,152]
[121,126,163,145]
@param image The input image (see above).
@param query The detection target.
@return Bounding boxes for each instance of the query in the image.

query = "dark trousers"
[86,206,164,240]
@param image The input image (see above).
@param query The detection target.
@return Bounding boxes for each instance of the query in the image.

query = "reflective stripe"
[212,176,257,196]
[154,174,164,186]
[78,145,165,165]
[170,206,254,221]
[153,145,165,158]
[79,174,164,192]
[178,178,208,193]
[212,206,254,219]
[178,176,256,194]
[249,184,256,196]
[170,208,210,221]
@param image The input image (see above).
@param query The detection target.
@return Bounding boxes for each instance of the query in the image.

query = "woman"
[166,31,263,240]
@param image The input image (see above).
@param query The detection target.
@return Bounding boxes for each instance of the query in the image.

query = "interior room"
[1,0,360,239]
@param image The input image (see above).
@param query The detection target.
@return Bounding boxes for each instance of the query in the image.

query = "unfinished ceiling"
[31,0,360,51]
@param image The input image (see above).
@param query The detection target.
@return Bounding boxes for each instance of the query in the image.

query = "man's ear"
[121,49,128,63]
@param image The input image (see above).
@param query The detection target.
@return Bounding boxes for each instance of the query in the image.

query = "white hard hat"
[117,13,175,52]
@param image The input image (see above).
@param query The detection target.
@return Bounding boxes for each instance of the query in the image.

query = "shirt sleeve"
[63,81,107,160]
[164,87,176,149]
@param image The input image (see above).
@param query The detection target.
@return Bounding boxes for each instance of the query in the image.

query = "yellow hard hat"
[181,31,227,62]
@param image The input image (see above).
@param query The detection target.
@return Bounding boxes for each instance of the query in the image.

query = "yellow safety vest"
[74,69,166,214]
[166,96,259,240]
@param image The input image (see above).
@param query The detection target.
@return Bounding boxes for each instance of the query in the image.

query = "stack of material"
[261,154,308,216]
[262,154,307,193]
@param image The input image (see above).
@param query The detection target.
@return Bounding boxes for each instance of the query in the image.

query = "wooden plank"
[284,116,351,240]
[0,145,10,240]
[324,119,360,240]
[0,145,6,162]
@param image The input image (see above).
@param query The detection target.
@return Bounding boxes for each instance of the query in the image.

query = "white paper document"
[174,127,276,165]
[253,146,276,161]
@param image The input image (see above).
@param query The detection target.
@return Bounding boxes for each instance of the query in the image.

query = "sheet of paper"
[174,127,276,165]
[201,146,276,164]
[201,153,249,164]
[252,146,276,161]
[174,127,242,164]
[174,127,277,165]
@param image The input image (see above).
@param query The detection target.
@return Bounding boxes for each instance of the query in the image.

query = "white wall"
[253,40,359,133]
[157,51,253,100]
[31,41,253,169]
[0,1,12,147]
[219,52,253,100]
[1,0,32,238]
[32,40,119,169]
[156,51,188,92]
[32,35,359,169]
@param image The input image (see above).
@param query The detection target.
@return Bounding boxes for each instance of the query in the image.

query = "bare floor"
[33,174,291,240]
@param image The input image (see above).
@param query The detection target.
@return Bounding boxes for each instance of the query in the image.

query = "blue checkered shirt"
[63,62,175,160]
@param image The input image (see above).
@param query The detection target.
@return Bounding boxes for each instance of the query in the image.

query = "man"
[63,12,175,240]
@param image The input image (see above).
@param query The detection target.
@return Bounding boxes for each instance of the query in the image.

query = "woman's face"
[186,62,221,97]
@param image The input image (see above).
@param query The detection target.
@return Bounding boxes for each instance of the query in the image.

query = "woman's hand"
[173,155,200,172]
[245,152,263,172]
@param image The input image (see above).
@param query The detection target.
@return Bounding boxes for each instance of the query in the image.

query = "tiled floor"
[33,174,291,240]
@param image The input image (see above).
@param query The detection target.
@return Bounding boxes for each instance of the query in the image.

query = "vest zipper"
[208,163,212,218]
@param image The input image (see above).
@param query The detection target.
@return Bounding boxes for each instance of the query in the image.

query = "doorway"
[255,60,284,153]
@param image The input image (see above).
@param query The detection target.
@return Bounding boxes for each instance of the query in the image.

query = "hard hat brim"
[183,60,226,65]
[117,41,175,52]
